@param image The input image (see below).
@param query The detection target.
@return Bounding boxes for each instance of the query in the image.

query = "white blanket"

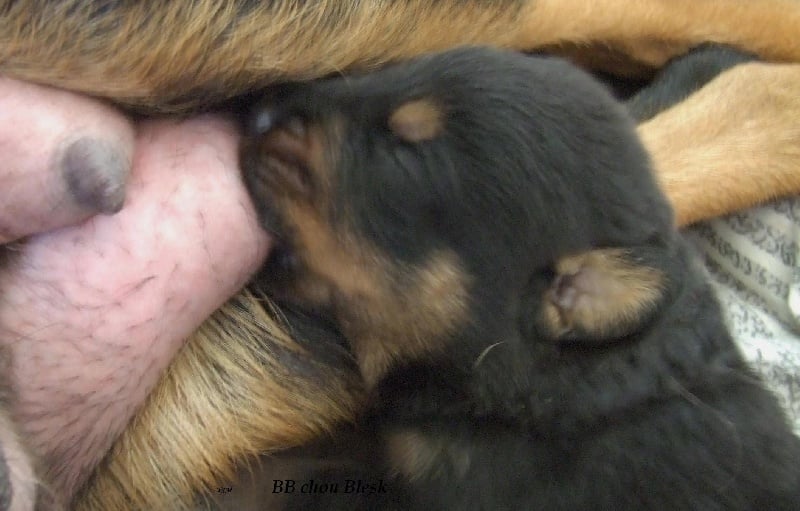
[686,197,800,434]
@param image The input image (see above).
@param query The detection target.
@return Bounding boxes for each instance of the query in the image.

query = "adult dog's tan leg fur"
[523,0,800,71]
[1,0,799,112]
[72,291,364,511]
[639,62,800,225]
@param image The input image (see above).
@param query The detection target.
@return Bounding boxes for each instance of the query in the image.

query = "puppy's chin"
[251,243,333,315]
[253,242,298,294]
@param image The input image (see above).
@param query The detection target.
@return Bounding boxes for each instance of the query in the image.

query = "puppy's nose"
[248,101,306,136]
[252,107,278,135]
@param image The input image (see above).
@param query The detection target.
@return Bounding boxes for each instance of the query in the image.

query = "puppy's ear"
[522,247,667,344]
[388,98,444,142]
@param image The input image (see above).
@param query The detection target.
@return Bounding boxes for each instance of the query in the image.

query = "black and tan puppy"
[237,47,800,510]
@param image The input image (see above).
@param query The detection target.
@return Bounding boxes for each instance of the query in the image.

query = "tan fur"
[349,252,472,387]
[540,248,665,339]
[639,62,800,226]
[278,201,471,387]
[251,120,337,202]
[385,430,471,483]
[388,99,445,142]
[2,1,800,112]
[72,290,364,511]
[516,0,800,72]
[539,42,659,79]
[251,120,472,386]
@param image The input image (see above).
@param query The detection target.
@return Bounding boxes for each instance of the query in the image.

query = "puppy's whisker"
[472,341,507,369]
[667,375,744,493]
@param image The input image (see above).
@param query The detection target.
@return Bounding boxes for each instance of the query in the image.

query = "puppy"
[236,47,800,510]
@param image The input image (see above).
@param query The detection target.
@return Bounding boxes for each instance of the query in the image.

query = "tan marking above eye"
[388,98,444,142]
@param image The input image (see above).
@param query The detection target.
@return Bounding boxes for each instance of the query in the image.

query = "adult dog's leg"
[72,291,364,511]
[1,1,799,112]
[638,62,800,225]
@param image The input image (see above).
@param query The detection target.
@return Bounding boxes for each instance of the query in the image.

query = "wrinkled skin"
[0,78,270,509]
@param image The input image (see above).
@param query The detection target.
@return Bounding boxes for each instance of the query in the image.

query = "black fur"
[626,44,758,122]
[241,47,800,510]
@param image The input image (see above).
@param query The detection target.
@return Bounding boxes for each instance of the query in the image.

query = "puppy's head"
[241,47,675,383]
